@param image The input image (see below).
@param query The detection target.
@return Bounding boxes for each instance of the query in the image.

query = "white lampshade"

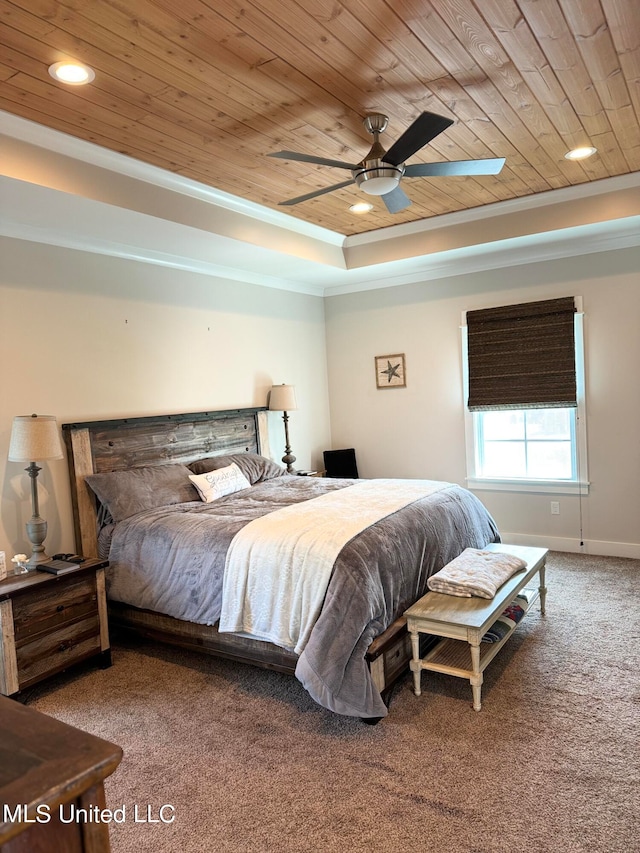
[8,414,64,462]
[268,384,297,412]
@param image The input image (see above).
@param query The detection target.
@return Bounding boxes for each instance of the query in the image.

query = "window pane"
[527,442,573,479]
[525,408,571,440]
[482,411,524,440]
[474,407,577,482]
[482,441,527,477]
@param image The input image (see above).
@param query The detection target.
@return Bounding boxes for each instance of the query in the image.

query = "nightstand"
[0,558,110,697]
[0,696,122,852]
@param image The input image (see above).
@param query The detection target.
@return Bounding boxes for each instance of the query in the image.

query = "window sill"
[466,477,590,496]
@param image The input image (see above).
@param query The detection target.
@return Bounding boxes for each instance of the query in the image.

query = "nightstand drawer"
[16,614,101,688]
[12,574,97,642]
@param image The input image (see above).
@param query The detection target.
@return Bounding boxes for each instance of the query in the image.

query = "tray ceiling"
[0,0,639,237]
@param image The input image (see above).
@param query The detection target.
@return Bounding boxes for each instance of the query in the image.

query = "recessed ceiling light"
[564,146,597,161]
[349,202,373,214]
[48,61,95,85]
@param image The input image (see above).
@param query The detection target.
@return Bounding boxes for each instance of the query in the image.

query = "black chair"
[323,448,359,478]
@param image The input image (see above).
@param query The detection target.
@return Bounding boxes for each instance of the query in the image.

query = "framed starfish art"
[375,353,406,389]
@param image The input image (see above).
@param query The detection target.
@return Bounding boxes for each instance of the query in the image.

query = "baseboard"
[500,532,640,560]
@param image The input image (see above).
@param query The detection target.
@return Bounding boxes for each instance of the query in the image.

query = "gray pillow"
[85,463,198,522]
[189,452,286,484]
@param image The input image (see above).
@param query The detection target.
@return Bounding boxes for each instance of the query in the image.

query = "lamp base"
[281,452,297,474]
[280,410,297,474]
[26,515,50,569]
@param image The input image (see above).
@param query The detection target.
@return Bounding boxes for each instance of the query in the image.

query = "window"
[475,408,575,480]
[463,298,588,495]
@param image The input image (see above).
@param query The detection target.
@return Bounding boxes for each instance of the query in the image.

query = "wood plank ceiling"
[1,0,638,236]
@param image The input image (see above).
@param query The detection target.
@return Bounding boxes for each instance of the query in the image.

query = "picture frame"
[375,353,406,389]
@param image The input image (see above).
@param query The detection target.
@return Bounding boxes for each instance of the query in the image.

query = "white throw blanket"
[219,479,450,653]
[427,548,527,598]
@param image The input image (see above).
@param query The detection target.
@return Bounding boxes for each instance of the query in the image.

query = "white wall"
[0,238,330,559]
[324,247,640,558]
[2,232,637,562]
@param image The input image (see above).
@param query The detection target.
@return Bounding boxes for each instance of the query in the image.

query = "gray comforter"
[106,477,499,718]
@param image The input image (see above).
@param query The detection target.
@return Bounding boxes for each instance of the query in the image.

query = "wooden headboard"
[62,407,270,558]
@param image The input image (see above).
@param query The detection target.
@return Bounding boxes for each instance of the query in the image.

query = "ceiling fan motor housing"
[355,114,403,195]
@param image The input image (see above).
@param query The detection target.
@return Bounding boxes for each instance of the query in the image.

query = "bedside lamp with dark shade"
[8,414,63,569]
[268,384,298,473]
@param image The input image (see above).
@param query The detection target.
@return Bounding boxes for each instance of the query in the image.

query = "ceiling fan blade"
[383,112,454,166]
[278,178,355,206]
[404,158,506,177]
[268,150,358,170]
[381,185,412,213]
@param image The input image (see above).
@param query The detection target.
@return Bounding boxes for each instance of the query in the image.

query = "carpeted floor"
[25,551,639,853]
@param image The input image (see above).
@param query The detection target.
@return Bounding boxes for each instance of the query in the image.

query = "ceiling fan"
[268,111,505,213]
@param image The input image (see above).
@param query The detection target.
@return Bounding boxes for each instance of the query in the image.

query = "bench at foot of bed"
[405,544,548,711]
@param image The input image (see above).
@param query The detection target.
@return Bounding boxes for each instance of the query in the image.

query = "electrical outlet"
[550,501,560,515]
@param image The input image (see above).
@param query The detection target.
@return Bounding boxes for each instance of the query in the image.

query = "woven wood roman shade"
[467,297,577,411]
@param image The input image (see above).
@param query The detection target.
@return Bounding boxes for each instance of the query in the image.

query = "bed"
[63,407,499,720]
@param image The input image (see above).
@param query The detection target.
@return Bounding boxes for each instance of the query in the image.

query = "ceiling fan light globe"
[353,164,403,196]
[360,177,399,195]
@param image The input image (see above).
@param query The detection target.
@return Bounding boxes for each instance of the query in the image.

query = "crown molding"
[322,216,640,296]
[0,175,327,296]
[344,172,640,248]
[0,109,345,247]
[1,109,638,297]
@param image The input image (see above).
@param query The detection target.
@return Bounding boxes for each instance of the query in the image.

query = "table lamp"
[8,414,63,568]
[268,384,298,473]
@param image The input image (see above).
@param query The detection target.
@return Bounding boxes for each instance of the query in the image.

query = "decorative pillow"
[189,463,251,503]
[85,463,198,522]
[189,452,286,484]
